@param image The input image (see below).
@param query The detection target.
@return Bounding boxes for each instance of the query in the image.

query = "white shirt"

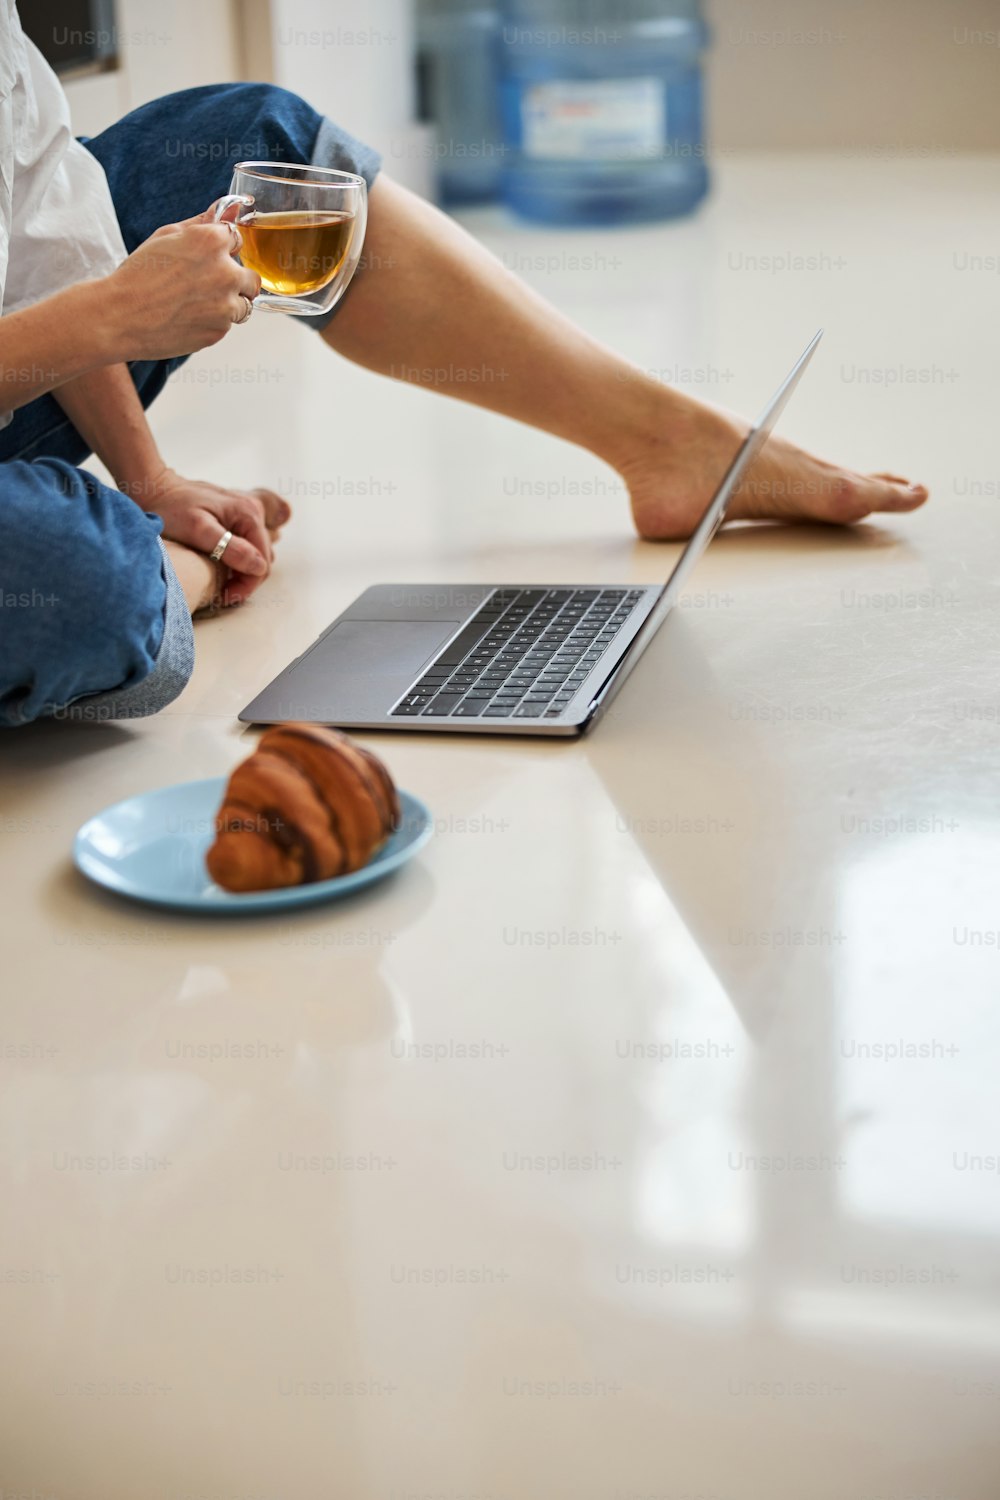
[1,0,127,428]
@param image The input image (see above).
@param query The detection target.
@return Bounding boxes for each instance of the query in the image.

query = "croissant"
[206,724,401,892]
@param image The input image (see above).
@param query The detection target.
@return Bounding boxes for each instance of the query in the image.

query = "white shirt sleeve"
[2,17,127,318]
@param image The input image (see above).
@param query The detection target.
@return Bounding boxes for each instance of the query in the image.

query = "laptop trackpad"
[316,619,457,680]
[244,618,461,723]
[243,619,462,723]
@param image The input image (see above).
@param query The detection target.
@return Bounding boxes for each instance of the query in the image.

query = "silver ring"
[209,529,234,562]
[233,294,253,325]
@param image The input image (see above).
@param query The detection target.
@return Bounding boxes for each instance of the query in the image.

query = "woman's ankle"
[590,366,717,479]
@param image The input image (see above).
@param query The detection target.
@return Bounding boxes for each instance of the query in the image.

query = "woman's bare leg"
[322,177,928,540]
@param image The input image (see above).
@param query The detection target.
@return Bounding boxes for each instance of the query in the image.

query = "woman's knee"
[222,81,326,161]
[0,460,171,726]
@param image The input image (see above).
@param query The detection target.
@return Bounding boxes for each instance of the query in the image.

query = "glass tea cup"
[213,161,368,317]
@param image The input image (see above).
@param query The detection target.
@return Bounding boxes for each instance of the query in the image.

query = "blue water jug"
[498,0,710,224]
[417,2,504,204]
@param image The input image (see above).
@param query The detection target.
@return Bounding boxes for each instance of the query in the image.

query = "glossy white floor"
[2,155,999,1498]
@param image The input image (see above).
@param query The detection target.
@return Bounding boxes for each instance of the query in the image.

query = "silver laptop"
[241,331,822,738]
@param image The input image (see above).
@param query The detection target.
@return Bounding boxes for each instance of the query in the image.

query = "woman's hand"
[105,204,262,362]
[135,468,292,603]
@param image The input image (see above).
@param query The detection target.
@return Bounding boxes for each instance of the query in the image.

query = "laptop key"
[436,624,496,668]
[514,704,546,717]
[422,696,465,715]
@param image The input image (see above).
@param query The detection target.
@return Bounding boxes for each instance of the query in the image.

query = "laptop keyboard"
[390,587,646,720]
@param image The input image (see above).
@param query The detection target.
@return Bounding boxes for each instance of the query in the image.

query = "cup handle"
[212,193,254,224]
[212,194,254,258]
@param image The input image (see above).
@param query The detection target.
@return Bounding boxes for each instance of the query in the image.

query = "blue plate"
[73,776,433,913]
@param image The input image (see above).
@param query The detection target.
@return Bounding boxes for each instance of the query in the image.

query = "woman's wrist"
[65,278,136,366]
[115,462,172,508]
[119,463,176,510]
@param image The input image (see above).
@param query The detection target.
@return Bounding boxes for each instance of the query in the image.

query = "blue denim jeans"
[0,83,380,727]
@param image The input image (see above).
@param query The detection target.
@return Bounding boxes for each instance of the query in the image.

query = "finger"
[174,507,235,557]
[219,530,269,577]
[198,214,244,255]
[219,570,262,606]
[184,505,269,576]
[230,504,273,570]
[250,487,292,529]
[235,265,262,300]
[176,222,245,265]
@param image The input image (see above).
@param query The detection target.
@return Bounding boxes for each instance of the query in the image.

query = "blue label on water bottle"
[521,77,666,161]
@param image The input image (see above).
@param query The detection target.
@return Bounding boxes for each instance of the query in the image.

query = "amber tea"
[238,210,356,296]
[215,162,367,316]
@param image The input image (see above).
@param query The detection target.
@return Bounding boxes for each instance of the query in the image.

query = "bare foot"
[617,388,929,541]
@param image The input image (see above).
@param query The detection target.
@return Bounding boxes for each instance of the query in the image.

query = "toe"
[821,471,928,523]
[868,474,929,512]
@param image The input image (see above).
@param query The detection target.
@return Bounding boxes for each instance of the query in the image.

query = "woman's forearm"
[51,361,166,500]
[0,279,128,418]
[2,207,266,426]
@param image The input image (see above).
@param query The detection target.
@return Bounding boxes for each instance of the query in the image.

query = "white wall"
[63,0,433,190]
[63,0,241,134]
[63,0,1000,154]
[266,0,432,192]
[707,0,1000,151]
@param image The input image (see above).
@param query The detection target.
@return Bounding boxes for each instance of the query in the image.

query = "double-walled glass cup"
[214,161,367,317]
